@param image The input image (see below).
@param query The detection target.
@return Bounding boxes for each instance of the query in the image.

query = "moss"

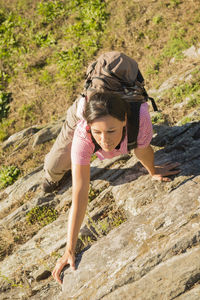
[26,205,58,227]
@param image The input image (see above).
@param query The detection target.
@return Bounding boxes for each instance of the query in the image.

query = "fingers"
[159,162,181,170]
[167,169,181,175]
[166,162,181,170]
[52,254,76,285]
[52,260,65,285]
[152,174,171,182]
[161,176,171,182]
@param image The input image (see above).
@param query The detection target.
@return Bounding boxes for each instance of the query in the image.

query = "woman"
[52,92,180,284]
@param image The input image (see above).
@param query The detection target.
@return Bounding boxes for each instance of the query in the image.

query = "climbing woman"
[51,91,180,284]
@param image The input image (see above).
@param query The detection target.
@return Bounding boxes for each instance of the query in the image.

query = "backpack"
[82,51,158,150]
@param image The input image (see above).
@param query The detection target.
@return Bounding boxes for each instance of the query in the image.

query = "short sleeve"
[71,121,94,165]
[137,103,153,148]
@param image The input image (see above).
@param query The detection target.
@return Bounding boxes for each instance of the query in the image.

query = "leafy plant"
[34,31,56,47]
[152,15,163,25]
[0,91,12,121]
[57,0,109,80]
[0,12,24,60]
[0,70,9,90]
[37,0,66,25]
[0,165,20,189]
[169,0,181,8]
[146,59,161,76]
[26,205,58,227]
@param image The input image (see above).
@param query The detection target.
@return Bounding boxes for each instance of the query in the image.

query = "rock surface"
[0,120,199,300]
[0,52,200,300]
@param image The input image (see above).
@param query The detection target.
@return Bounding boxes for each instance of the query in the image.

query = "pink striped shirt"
[71,100,153,165]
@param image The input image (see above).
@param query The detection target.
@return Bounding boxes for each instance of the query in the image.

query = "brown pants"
[44,96,81,182]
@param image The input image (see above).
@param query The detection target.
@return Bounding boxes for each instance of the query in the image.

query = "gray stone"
[1,126,41,150]
[183,45,200,59]
[32,120,64,147]
[35,270,52,282]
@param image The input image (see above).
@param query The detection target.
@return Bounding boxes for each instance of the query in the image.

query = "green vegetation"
[26,205,58,227]
[0,91,12,121]
[88,185,102,203]
[169,0,181,8]
[166,72,200,104]
[179,116,193,125]
[152,15,163,25]
[0,116,13,141]
[0,271,23,288]
[18,103,37,126]
[0,165,20,189]
[186,94,200,109]
[162,26,189,60]
[0,0,109,137]
[151,112,165,125]
[56,0,109,85]
[98,214,126,235]
[37,0,66,25]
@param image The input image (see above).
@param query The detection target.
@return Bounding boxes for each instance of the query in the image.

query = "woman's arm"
[134,145,180,181]
[52,163,90,284]
[67,163,90,252]
[134,144,155,176]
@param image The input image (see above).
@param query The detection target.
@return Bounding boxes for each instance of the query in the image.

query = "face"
[90,115,126,152]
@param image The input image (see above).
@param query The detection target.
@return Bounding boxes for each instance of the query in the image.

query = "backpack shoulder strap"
[127,102,141,150]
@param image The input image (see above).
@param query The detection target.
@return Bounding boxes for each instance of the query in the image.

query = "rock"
[0,165,43,224]
[35,270,52,282]
[176,108,200,125]
[1,126,41,150]
[103,247,200,300]
[32,119,64,147]
[183,45,200,59]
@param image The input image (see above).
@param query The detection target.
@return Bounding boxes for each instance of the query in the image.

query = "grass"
[186,94,200,109]
[163,69,200,105]
[0,0,109,137]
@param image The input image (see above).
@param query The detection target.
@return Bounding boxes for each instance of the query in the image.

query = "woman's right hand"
[52,248,75,285]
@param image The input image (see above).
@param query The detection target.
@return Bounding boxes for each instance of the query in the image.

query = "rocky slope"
[0,48,200,300]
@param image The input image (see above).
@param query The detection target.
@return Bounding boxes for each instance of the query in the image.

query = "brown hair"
[83,92,130,124]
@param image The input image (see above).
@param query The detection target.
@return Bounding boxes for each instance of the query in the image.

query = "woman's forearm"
[134,144,156,176]
[66,164,90,254]
[67,190,89,252]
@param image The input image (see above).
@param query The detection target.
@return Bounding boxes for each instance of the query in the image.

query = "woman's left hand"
[151,162,181,182]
